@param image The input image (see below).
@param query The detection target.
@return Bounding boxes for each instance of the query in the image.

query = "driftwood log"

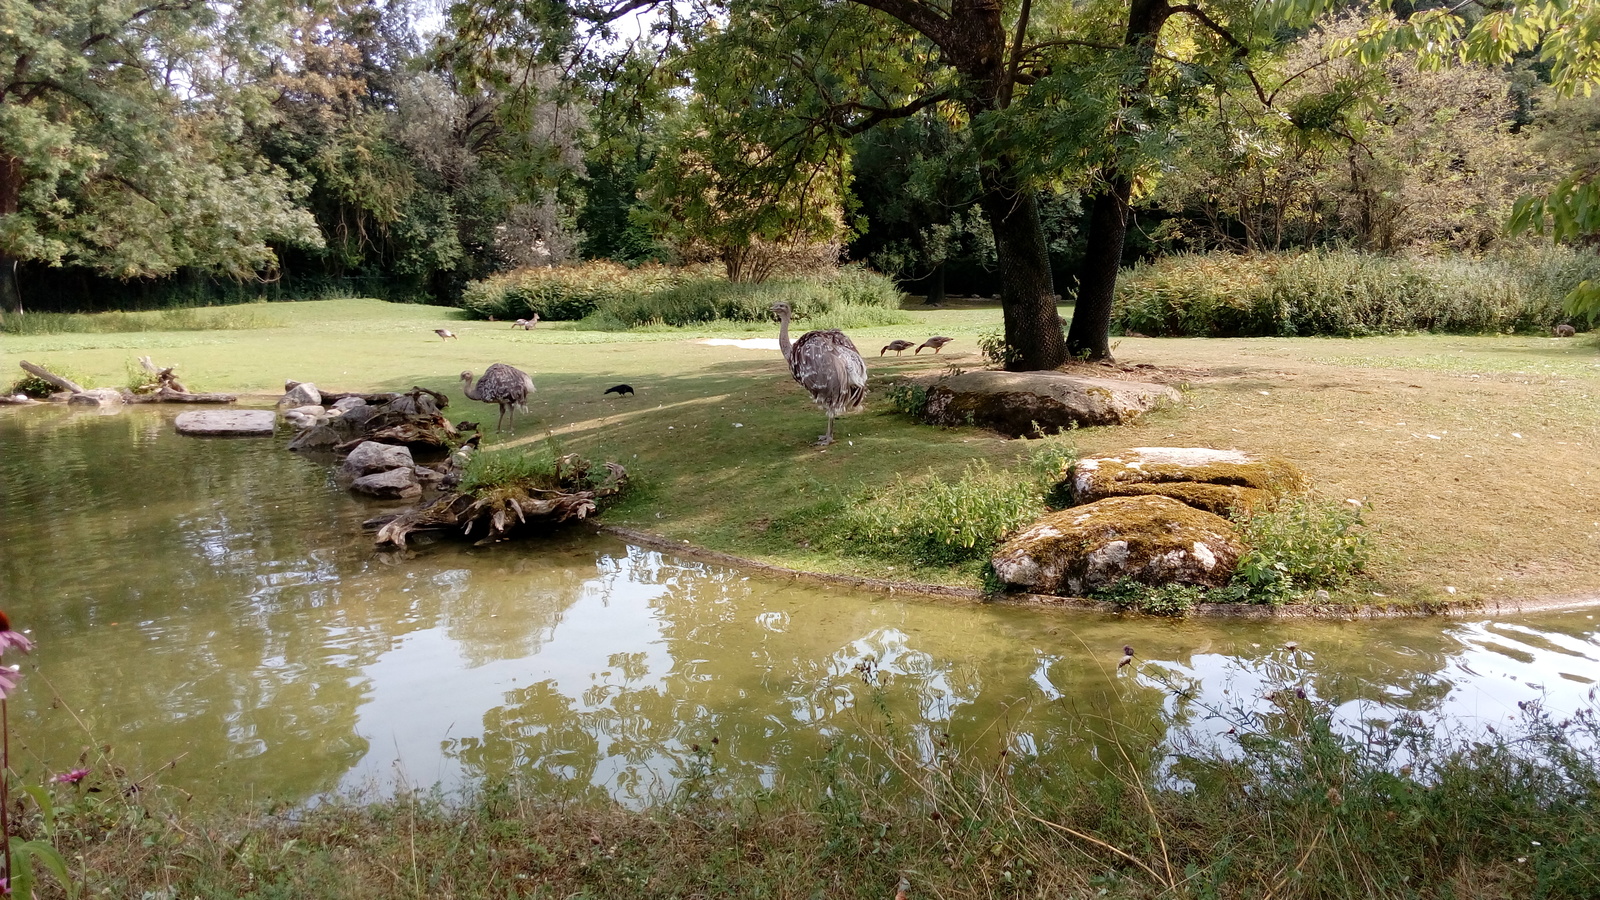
[18,359,236,404]
[368,454,628,548]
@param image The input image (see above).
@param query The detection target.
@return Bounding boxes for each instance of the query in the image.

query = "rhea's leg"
[815,413,836,447]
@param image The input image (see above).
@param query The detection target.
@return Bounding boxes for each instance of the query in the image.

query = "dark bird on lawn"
[1555,323,1577,337]
[514,314,540,330]
[916,336,954,354]
[460,363,536,433]
[604,384,634,396]
[771,301,866,447]
[1118,645,1135,669]
[434,328,457,340]
[881,340,915,357]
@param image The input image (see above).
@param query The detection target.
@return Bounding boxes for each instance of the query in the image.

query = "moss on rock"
[1067,448,1307,514]
[992,495,1245,596]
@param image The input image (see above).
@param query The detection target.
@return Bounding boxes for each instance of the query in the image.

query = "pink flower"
[51,768,90,785]
[0,665,19,700]
[0,611,32,656]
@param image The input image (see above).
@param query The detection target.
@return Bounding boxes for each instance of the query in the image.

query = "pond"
[3,406,1598,806]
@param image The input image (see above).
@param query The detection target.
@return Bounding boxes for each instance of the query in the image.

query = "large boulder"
[175,410,277,436]
[992,495,1245,596]
[278,381,320,408]
[350,467,422,499]
[919,371,1180,437]
[341,441,414,477]
[334,403,381,432]
[1068,447,1306,516]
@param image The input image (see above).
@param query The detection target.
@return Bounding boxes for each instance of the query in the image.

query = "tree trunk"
[979,169,1065,370]
[0,156,21,317]
[927,260,946,305]
[1066,173,1133,360]
[1065,0,1173,361]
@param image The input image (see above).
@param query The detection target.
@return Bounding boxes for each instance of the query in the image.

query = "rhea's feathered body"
[771,302,866,446]
[460,363,536,433]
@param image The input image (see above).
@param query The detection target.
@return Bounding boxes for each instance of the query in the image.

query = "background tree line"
[5,0,1598,361]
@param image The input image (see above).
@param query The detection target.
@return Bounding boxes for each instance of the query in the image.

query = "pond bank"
[601,525,1600,619]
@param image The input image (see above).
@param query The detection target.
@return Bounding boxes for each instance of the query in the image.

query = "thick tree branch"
[849,0,956,54]
[1167,4,1270,105]
[1000,0,1032,107]
[824,89,955,137]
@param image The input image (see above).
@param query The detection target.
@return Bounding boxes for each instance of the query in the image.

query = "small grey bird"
[434,328,457,340]
[916,336,954,354]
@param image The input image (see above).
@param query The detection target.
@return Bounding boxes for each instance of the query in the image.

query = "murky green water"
[3,406,1598,805]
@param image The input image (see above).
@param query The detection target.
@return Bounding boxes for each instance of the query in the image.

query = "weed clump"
[1114,247,1600,337]
[824,445,1078,569]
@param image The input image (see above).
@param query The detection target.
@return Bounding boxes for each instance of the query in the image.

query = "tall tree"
[448,0,1292,367]
[0,0,323,315]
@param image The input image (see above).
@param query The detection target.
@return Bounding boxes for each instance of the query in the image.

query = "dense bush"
[1114,248,1600,337]
[459,261,701,321]
[461,262,905,330]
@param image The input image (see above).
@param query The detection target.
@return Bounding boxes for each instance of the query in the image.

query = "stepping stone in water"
[174,410,277,436]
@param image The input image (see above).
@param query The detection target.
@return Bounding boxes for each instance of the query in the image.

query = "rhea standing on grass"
[770,301,866,447]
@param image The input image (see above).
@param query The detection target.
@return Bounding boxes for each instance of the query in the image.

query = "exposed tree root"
[369,454,628,548]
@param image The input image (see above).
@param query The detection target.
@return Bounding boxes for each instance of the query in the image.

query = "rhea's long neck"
[777,310,794,364]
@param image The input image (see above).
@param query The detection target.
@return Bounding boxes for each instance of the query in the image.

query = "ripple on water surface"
[3,405,1599,805]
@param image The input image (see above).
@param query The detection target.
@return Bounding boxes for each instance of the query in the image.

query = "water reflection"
[3,406,1599,807]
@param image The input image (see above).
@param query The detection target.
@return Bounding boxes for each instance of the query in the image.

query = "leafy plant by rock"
[370,451,629,548]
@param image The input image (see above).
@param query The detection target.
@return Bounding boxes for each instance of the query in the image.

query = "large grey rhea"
[460,363,536,433]
[770,301,867,447]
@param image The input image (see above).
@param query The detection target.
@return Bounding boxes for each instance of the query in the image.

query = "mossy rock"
[917,371,1181,438]
[992,495,1244,596]
[1066,447,1306,514]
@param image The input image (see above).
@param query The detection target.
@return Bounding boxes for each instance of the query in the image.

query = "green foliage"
[460,261,696,322]
[1094,579,1206,616]
[1232,496,1371,600]
[8,365,88,398]
[976,329,1018,367]
[1115,249,1600,337]
[883,383,928,417]
[832,462,1045,567]
[826,445,1076,569]
[461,262,903,330]
[0,306,279,336]
[458,446,561,495]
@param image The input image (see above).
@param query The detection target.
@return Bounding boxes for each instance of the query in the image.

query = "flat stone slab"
[175,410,277,436]
[918,370,1180,437]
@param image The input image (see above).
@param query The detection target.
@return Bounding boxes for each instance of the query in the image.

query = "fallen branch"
[123,387,238,404]
[19,360,84,394]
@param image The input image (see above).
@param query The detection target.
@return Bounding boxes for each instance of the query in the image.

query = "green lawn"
[6,296,1599,609]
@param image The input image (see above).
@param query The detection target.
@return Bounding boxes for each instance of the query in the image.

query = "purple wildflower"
[51,768,90,785]
[0,612,31,656]
[0,666,19,701]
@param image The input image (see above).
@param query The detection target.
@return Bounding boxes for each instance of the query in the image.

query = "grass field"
[5,296,1599,609]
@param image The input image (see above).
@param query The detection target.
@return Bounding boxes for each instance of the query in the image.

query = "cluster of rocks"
[990,447,1308,598]
[274,381,470,501]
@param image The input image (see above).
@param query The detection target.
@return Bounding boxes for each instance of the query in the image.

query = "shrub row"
[1113,248,1600,337]
[459,262,904,329]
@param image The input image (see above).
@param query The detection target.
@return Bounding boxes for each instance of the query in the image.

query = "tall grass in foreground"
[0,305,279,335]
[24,678,1600,898]
[1114,247,1600,337]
